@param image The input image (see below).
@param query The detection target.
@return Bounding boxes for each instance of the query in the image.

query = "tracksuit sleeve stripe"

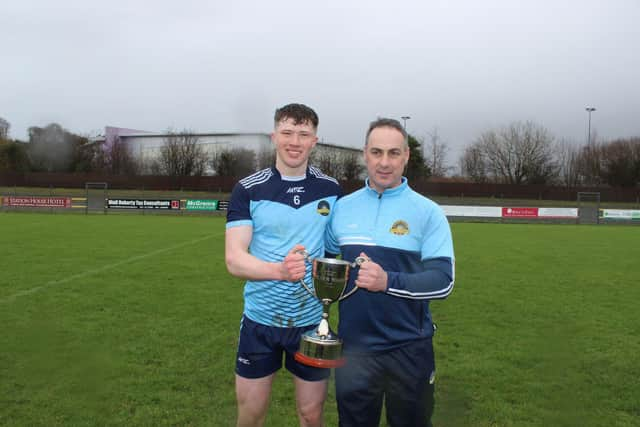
[387,279,454,300]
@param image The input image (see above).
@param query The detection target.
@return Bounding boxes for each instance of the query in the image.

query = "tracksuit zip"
[374,191,383,228]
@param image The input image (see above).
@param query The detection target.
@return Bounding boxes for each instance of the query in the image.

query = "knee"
[237,395,270,425]
[297,401,324,427]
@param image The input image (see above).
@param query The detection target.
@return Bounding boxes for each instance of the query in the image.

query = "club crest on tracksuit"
[390,220,409,235]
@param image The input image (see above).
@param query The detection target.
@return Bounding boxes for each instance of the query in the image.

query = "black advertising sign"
[107,199,180,210]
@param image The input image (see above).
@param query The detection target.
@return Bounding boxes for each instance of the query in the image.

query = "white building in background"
[0,117,9,139]
[98,126,364,177]
[123,131,273,173]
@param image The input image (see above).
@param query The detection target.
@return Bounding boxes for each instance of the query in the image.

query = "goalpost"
[577,192,600,225]
[85,182,108,214]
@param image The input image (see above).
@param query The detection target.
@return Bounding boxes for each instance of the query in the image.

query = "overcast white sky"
[2,0,639,167]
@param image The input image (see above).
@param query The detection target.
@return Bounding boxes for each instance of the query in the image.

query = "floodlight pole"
[585,107,596,145]
[400,115,411,131]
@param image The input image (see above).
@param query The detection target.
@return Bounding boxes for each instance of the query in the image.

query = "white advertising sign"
[441,205,502,218]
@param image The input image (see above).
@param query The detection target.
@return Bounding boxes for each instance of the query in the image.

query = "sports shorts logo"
[316,200,330,216]
[390,220,409,235]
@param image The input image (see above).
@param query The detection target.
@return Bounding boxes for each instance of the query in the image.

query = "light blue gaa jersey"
[226,166,341,328]
[326,178,455,353]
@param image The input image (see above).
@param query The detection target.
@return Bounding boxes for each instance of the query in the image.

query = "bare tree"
[257,145,276,170]
[97,135,140,175]
[69,136,97,172]
[340,152,365,180]
[307,147,365,180]
[459,143,488,183]
[472,121,558,184]
[423,128,451,177]
[310,149,343,179]
[158,129,208,176]
[600,137,640,187]
[575,131,604,185]
[556,140,582,187]
[211,147,256,177]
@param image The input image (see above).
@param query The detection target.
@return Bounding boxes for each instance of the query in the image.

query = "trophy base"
[295,329,345,368]
[294,351,345,368]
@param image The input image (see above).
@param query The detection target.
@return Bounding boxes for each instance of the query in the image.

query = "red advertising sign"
[4,196,72,208]
[502,207,539,218]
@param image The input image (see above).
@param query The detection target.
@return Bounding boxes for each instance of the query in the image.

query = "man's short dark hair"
[274,103,319,130]
[365,118,408,146]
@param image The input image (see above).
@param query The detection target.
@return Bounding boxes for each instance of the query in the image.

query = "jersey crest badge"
[390,220,409,235]
[316,200,330,216]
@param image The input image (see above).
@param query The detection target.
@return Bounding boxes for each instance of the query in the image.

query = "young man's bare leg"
[236,373,276,427]
[294,376,328,427]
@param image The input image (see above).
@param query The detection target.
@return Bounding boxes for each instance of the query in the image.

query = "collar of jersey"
[271,166,307,181]
[364,177,409,198]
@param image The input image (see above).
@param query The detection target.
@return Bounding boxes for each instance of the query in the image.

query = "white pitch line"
[1,233,220,304]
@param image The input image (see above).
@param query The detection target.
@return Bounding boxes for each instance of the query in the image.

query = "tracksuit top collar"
[365,176,409,198]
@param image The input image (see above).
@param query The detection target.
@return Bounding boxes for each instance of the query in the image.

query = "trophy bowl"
[294,255,366,368]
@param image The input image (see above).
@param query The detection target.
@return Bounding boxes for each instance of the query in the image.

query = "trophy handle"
[338,256,369,301]
[296,250,316,297]
[299,278,315,297]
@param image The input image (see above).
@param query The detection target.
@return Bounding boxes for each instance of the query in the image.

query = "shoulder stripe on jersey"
[239,168,272,186]
[240,168,273,188]
[239,168,270,185]
[309,166,339,185]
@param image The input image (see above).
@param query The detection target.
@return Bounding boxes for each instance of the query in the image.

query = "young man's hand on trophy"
[281,244,307,282]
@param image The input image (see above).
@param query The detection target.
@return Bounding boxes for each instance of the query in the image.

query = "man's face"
[364,126,409,193]
[272,118,318,172]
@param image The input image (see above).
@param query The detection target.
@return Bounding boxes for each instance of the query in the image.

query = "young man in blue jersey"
[225,103,341,427]
[326,118,455,427]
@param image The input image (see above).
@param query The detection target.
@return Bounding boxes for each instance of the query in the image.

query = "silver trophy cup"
[294,254,367,368]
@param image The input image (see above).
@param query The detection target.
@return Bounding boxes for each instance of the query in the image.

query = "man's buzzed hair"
[274,103,319,130]
[365,118,408,147]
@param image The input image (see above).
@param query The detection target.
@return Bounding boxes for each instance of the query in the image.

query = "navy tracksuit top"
[326,178,455,354]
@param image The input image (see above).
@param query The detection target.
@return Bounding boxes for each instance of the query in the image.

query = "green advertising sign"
[186,199,218,211]
[601,209,640,220]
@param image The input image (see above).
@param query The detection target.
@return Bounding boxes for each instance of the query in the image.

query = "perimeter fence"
[1,181,639,225]
[2,172,640,203]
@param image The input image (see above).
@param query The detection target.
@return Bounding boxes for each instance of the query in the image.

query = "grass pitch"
[1,212,638,426]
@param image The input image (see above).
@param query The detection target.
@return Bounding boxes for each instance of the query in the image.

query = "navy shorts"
[235,315,330,381]
[336,338,436,427]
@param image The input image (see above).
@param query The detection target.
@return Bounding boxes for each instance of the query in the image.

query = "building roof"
[92,126,362,153]
[119,131,271,139]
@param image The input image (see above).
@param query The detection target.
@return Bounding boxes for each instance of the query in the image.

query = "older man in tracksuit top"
[326,118,455,427]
